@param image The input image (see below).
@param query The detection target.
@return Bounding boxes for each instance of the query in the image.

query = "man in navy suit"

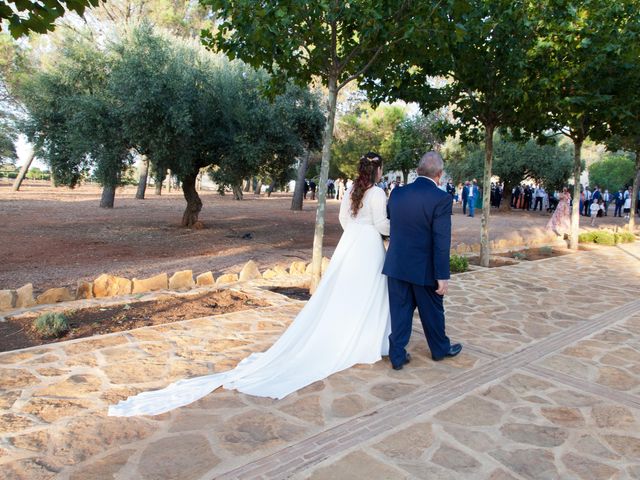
[383,151,462,370]
[461,181,469,214]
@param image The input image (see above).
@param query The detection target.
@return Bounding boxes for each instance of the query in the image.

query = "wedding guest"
[468,180,479,217]
[603,189,611,216]
[337,178,346,200]
[590,198,603,227]
[462,181,470,215]
[579,188,585,216]
[546,187,571,236]
[614,188,625,217]
[494,184,502,208]
[583,185,592,216]
[624,187,632,220]
[533,185,545,211]
[309,179,317,200]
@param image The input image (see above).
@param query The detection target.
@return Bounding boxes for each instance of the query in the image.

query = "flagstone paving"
[1,243,640,479]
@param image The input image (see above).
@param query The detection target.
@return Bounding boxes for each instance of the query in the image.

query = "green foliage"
[588,154,635,192]
[0,0,100,38]
[578,231,615,246]
[204,1,426,93]
[386,111,443,184]
[524,0,638,145]
[615,232,636,243]
[110,26,323,194]
[25,167,50,180]
[365,0,538,139]
[34,312,69,338]
[332,103,407,179]
[18,33,132,188]
[449,254,469,274]
[443,134,573,190]
[15,25,323,217]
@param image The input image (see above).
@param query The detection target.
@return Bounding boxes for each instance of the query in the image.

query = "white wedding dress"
[109,187,391,416]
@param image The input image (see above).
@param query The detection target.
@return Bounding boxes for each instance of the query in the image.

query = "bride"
[109,152,391,416]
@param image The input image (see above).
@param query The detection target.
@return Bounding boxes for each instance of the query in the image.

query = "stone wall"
[0,257,330,315]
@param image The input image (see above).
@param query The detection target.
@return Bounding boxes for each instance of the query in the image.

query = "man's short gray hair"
[417,151,444,178]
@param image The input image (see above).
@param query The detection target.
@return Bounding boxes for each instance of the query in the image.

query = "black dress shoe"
[432,344,462,361]
[392,353,411,370]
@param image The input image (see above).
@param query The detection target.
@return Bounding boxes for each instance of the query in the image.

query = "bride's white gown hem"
[108,186,391,417]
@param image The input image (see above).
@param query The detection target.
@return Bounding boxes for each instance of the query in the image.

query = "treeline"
[9,25,324,225]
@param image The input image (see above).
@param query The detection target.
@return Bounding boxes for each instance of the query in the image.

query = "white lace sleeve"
[339,188,352,230]
[370,187,390,235]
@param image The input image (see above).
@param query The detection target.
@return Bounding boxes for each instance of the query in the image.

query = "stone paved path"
[1,244,640,479]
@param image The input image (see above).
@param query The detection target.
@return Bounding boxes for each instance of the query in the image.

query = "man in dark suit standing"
[461,181,470,215]
[383,151,462,370]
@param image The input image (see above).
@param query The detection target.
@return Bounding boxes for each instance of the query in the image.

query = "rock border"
[0,257,331,317]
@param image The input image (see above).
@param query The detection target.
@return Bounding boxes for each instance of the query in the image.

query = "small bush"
[578,232,597,243]
[579,231,615,245]
[539,246,553,256]
[34,312,69,338]
[614,232,636,244]
[512,252,527,260]
[450,254,469,273]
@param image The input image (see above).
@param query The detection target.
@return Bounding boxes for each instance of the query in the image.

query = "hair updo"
[350,152,383,216]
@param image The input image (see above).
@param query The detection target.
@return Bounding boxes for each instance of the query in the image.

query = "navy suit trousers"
[387,277,451,367]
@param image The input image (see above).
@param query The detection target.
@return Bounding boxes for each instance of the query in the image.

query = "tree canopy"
[443,134,574,192]
[331,103,406,179]
[588,154,636,193]
[385,111,443,185]
[204,0,435,290]
[15,25,324,221]
[364,0,540,265]
[0,0,99,37]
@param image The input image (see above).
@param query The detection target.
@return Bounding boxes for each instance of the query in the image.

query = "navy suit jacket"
[383,177,453,286]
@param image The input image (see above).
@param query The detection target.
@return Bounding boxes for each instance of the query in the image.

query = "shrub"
[593,232,616,245]
[578,232,597,243]
[450,254,469,273]
[614,232,636,244]
[34,312,69,338]
[580,230,636,246]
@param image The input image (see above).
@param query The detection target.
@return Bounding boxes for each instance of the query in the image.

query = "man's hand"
[435,279,449,296]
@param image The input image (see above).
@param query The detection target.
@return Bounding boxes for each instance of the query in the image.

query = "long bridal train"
[109,187,391,417]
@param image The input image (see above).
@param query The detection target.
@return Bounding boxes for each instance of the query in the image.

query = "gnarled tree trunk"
[254,179,262,195]
[267,180,276,197]
[244,178,251,192]
[291,150,310,210]
[181,172,202,227]
[500,180,512,212]
[136,156,149,200]
[12,150,35,192]
[232,182,244,200]
[100,185,116,208]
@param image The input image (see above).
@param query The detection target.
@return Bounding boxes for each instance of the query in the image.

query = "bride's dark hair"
[350,152,383,216]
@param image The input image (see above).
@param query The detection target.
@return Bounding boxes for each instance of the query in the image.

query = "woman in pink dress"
[546,187,572,236]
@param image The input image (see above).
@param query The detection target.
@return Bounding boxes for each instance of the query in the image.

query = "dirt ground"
[0,180,634,293]
[0,289,268,352]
